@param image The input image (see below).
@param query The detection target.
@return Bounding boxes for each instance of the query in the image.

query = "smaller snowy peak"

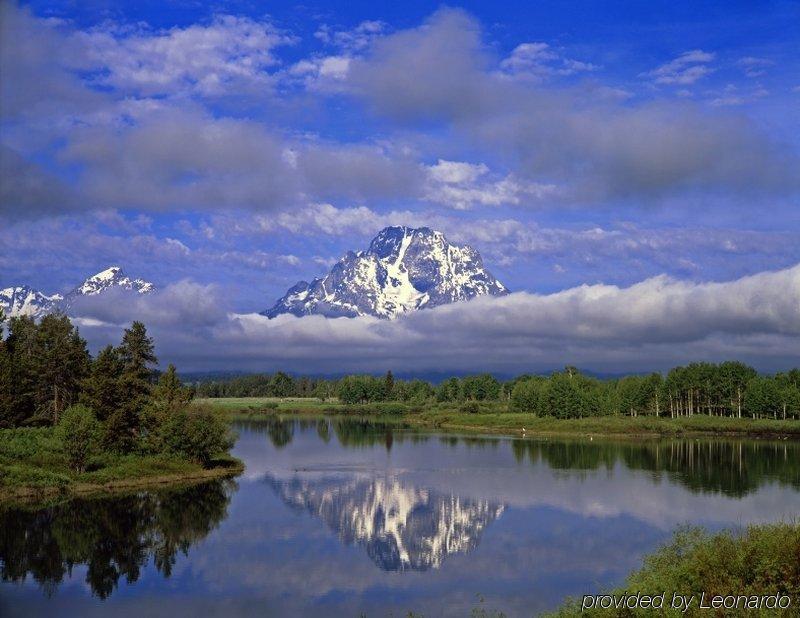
[71,266,155,297]
[0,286,63,319]
[2,267,156,320]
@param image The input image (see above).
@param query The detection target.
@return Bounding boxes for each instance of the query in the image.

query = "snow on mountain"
[262,226,508,319]
[0,267,155,319]
[268,474,504,571]
[0,286,63,319]
[62,266,155,307]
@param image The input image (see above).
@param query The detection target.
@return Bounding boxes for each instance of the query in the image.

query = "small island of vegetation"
[0,311,240,503]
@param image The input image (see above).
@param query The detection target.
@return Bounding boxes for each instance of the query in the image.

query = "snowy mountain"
[0,267,155,319]
[0,286,63,320]
[262,226,508,319]
[61,266,155,309]
[268,474,504,571]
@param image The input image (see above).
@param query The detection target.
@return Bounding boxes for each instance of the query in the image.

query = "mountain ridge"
[0,266,155,320]
[262,226,508,319]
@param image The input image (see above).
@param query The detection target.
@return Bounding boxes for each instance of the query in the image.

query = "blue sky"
[1,0,799,372]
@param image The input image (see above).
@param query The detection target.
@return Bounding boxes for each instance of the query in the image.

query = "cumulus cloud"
[74,263,800,373]
[424,159,557,209]
[0,2,105,118]
[348,12,799,200]
[76,15,293,97]
[0,146,81,218]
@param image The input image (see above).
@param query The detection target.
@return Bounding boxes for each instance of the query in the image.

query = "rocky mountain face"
[0,267,155,320]
[60,266,155,311]
[268,474,504,571]
[0,286,63,319]
[262,226,508,319]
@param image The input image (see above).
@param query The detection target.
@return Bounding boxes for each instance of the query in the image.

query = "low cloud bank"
[73,264,800,374]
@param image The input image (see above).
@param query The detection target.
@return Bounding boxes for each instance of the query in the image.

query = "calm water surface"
[3,418,800,617]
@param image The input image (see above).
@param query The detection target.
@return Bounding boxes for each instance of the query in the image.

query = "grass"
[0,426,243,503]
[547,522,800,617]
[196,397,800,439]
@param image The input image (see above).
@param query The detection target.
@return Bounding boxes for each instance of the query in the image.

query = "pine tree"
[33,313,90,424]
[385,370,394,397]
[80,345,124,421]
[0,309,13,427]
[107,321,158,451]
[152,364,193,414]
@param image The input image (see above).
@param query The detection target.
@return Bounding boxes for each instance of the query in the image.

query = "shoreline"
[0,458,244,507]
[197,398,800,441]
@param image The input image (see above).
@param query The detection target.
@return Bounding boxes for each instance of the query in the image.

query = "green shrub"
[460,401,480,414]
[55,404,99,472]
[161,410,235,467]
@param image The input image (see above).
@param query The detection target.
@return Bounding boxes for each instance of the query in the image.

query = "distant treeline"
[194,363,800,420]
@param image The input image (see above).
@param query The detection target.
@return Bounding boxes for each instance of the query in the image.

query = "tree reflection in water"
[0,479,236,598]
[510,438,800,497]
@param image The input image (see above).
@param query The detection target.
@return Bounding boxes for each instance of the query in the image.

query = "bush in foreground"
[550,522,800,616]
[161,409,235,467]
[55,405,99,472]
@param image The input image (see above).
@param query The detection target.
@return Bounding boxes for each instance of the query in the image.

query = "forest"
[195,364,800,420]
[0,311,232,470]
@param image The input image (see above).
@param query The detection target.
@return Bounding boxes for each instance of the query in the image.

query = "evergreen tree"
[385,370,394,397]
[152,364,193,414]
[0,309,13,427]
[108,321,157,451]
[32,314,90,424]
[80,345,124,422]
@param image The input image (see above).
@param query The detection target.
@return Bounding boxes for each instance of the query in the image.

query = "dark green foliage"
[55,404,99,472]
[384,370,394,397]
[435,377,461,402]
[552,523,800,616]
[161,409,234,467]
[0,315,235,473]
[107,321,158,452]
[510,377,546,413]
[461,374,501,401]
[80,345,124,421]
[1,314,90,426]
[337,375,388,404]
[268,371,295,397]
[152,364,194,414]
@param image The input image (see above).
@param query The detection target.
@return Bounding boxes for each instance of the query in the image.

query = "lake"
[3,417,800,617]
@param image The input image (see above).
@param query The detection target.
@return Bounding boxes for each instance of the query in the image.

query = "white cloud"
[500,42,599,80]
[74,263,800,373]
[425,160,557,210]
[314,21,386,52]
[78,15,294,97]
[737,56,774,78]
[644,49,715,85]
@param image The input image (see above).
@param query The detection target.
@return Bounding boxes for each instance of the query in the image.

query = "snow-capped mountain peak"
[72,266,155,297]
[262,226,508,319]
[0,286,63,319]
[0,267,155,319]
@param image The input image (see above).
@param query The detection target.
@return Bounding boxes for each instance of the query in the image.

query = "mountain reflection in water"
[266,474,504,571]
[3,418,800,614]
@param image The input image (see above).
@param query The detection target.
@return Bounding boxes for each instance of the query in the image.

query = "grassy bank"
[196,397,800,439]
[0,426,243,503]
[548,522,800,617]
